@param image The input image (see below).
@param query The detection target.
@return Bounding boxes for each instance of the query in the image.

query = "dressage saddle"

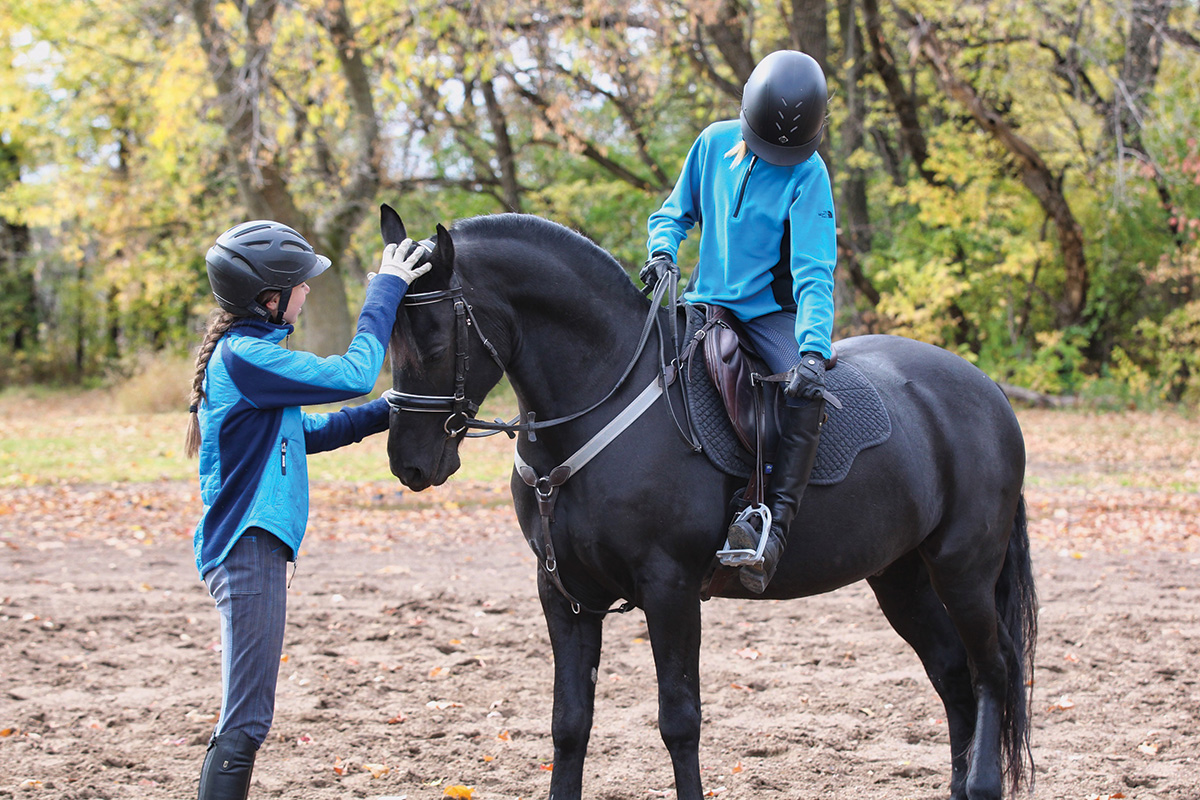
[692,304,835,462]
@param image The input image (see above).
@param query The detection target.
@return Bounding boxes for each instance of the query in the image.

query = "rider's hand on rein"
[639,253,677,290]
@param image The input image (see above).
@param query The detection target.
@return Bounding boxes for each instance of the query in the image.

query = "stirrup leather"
[716,505,773,567]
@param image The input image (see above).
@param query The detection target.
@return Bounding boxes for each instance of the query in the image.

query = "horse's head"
[381,204,505,490]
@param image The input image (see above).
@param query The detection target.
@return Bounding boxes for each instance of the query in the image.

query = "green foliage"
[1003,328,1091,396]
[2,0,1200,407]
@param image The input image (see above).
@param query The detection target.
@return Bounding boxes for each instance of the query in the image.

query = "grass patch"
[7,382,1200,495]
[0,378,520,487]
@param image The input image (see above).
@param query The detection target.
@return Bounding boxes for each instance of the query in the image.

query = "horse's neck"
[478,258,647,422]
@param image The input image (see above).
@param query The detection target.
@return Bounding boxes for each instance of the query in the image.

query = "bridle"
[381,274,505,439]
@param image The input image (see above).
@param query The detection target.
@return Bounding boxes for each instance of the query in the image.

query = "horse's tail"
[996,493,1037,794]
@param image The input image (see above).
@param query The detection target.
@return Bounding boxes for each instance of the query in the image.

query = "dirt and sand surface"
[1,409,1197,799]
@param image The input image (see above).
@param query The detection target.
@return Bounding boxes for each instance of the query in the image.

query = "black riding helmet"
[739,50,828,167]
[205,220,331,321]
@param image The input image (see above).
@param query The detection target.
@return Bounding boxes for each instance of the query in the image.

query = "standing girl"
[643,50,836,594]
[184,220,429,799]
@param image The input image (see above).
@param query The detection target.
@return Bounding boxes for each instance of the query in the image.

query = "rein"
[382,269,688,615]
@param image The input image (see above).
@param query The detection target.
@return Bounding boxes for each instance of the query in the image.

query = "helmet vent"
[234,223,272,238]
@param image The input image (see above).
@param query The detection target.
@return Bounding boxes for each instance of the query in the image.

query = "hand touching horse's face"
[382,205,482,490]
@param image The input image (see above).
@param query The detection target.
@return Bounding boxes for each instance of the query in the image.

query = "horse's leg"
[642,575,705,800]
[867,551,977,800]
[920,529,1011,800]
[539,574,604,800]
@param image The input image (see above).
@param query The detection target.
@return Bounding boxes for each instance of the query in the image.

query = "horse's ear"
[431,223,455,275]
[380,204,406,246]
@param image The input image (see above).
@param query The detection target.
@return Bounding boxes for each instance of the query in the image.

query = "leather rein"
[382,270,698,615]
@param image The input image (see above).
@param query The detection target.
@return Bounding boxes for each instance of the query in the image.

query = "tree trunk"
[792,0,828,69]
[189,0,382,356]
[863,0,938,184]
[704,0,757,85]
[482,78,523,212]
[835,0,879,310]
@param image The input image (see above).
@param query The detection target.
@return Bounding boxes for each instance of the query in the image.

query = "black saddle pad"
[681,306,891,485]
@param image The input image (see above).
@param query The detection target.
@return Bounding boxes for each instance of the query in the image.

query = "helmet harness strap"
[273,286,293,325]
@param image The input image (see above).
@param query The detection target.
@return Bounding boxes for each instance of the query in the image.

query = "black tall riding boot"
[727,398,825,593]
[197,729,258,800]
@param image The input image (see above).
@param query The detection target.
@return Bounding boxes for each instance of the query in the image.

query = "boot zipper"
[732,155,758,219]
[280,440,287,475]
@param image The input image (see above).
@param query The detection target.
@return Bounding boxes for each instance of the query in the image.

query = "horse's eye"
[423,346,450,363]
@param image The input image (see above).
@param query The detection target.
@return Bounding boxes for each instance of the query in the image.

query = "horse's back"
[838,334,1023,459]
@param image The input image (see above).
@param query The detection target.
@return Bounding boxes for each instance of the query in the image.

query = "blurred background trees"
[1,0,1198,403]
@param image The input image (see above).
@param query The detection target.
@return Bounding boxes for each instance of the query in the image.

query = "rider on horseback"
[642,50,836,593]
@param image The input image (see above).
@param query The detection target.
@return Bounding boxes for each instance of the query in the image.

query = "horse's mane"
[391,214,643,373]
[452,214,641,298]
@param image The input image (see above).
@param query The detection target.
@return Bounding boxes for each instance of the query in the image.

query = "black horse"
[380,205,1036,800]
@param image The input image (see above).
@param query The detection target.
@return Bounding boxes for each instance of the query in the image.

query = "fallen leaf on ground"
[426,700,463,710]
[363,763,390,778]
[185,710,218,723]
[444,786,474,799]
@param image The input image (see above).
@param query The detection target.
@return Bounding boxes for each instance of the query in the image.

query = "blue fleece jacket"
[647,119,837,359]
[193,273,405,576]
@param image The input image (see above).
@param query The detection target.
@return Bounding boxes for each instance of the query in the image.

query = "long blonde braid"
[184,309,238,458]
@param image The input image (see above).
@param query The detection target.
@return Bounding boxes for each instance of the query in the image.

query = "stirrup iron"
[716,505,772,567]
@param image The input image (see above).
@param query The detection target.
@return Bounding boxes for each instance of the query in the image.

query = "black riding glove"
[784,352,827,401]
[639,253,678,289]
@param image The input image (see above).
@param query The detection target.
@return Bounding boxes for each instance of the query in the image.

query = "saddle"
[692,304,835,461]
[680,303,891,487]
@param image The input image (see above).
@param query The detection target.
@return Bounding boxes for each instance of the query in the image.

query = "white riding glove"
[371,239,431,285]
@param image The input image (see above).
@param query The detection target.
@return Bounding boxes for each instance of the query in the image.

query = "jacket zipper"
[280,440,287,475]
[732,155,758,219]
